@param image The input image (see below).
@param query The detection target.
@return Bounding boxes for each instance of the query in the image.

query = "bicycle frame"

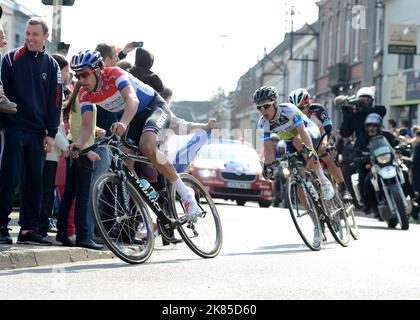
[92,137,177,229]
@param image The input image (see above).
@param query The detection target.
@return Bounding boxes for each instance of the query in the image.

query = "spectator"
[0,20,17,114]
[411,125,420,147]
[56,80,103,250]
[401,119,413,138]
[160,86,173,105]
[116,59,133,71]
[88,43,123,243]
[0,18,62,245]
[411,130,420,223]
[39,53,70,239]
[387,119,397,136]
[116,41,138,61]
[129,47,164,93]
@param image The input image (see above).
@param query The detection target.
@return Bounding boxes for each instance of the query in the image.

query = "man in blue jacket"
[0,18,62,245]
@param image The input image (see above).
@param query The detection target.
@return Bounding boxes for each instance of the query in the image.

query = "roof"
[171,101,213,122]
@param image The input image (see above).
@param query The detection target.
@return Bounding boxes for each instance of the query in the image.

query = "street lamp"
[41,0,75,52]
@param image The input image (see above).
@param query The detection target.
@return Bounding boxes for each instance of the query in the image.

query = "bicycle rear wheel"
[169,173,223,258]
[91,172,155,264]
[324,185,351,247]
[287,178,322,251]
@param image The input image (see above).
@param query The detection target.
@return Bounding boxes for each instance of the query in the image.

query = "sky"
[15,0,319,101]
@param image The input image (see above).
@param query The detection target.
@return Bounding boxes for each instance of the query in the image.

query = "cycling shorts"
[285,126,321,153]
[126,95,171,145]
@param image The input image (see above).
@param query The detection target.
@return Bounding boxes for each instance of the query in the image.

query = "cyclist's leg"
[295,128,334,200]
[317,136,351,200]
[286,141,308,208]
[128,102,200,222]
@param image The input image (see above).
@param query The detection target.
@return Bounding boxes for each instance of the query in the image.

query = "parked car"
[189,139,273,207]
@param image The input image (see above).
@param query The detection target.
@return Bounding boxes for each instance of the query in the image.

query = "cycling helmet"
[365,113,383,128]
[357,87,375,100]
[288,88,311,108]
[70,50,104,72]
[270,133,280,142]
[277,140,286,149]
[253,86,278,103]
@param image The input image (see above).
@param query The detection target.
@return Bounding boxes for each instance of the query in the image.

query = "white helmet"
[288,88,311,108]
[357,87,375,100]
[277,140,286,150]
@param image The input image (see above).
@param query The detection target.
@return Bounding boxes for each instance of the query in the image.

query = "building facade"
[381,0,420,127]
[228,23,318,147]
[0,0,36,53]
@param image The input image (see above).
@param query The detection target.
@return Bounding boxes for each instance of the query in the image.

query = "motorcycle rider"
[351,113,415,213]
[289,88,352,202]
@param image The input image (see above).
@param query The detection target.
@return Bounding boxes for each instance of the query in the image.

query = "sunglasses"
[256,101,275,111]
[75,70,94,80]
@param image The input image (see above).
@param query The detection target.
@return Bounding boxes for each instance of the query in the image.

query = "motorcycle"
[272,160,290,208]
[351,135,412,230]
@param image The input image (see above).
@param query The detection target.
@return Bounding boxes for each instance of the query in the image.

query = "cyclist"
[68,50,200,224]
[255,86,335,199]
[255,86,334,246]
[288,88,352,201]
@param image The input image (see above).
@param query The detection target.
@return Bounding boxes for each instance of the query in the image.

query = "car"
[189,139,273,207]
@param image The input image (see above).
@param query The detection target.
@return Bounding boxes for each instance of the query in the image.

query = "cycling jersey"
[307,103,332,137]
[79,67,156,115]
[258,103,320,142]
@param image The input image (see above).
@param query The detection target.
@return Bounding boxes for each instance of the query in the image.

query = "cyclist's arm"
[264,140,275,165]
[297,124,314,151]
[119,85,139,127]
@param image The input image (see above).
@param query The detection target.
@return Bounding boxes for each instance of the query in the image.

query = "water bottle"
[305,181,319,201]
[139,179,159,201]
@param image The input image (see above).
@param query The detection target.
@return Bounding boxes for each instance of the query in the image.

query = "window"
[353,21,360,62]
[344,9,351,63]
[327,16,333,67]
[398,55,414,70]
[302,54,309,87]
[319,20,325,74]
[335,12,342,64]
[15,34,20,48]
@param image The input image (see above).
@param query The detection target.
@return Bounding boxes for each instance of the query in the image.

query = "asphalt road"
[1,200,420,300]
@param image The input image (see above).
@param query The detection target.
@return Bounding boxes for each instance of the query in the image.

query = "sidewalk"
[0,211,115,271]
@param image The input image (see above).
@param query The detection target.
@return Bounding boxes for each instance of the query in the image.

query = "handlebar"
[74,132,141,157]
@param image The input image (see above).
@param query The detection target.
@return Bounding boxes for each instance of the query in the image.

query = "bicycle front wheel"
[91,172,155,264]
[169,173,223,258]
[287,178,322,251]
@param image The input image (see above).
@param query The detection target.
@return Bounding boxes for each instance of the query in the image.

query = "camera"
[335,95,362,113]
[132,41,143,48]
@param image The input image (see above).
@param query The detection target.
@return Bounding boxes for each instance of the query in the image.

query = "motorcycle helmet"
[365,113,383,135]
[288,88,311,109]
[357,87,376,100]
[277,140,286,150]
[357,87,375,109]
[270,133,280,142]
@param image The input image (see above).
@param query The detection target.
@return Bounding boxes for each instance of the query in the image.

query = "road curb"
[0,247,115,271]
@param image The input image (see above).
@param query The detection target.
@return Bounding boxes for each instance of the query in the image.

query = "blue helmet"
[70,50,104,71]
